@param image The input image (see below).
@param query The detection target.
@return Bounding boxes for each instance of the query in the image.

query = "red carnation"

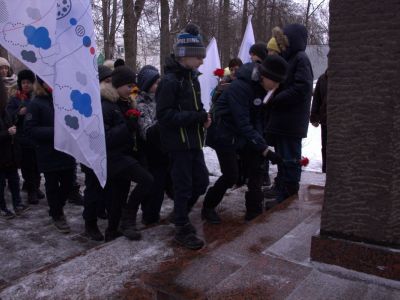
[213,68,225,78]
[125,108,141,119]
[299,157,309,167]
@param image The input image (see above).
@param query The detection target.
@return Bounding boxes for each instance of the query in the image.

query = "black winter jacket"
[156,56,208,152]
[310,71,327,125]
[100,84,136,178]
[206,63,268,153]
[265,24,314,138]
[24,94,75,172]
[7,92,34,148]
[0,111,21,170]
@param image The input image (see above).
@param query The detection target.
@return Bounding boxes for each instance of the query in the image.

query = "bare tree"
[123,0,146,71]
[160,0,170,70]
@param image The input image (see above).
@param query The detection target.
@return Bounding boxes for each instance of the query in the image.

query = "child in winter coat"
[136,65,173,225]
[97,66,153,242]
[0,79,29,218]
[24,77,76,233]
[0,57,17,95]
[156,24,211,250]
[7,69,44,205]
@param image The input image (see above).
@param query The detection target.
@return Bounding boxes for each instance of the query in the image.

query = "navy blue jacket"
[24,94,75,172]
[100,85,136,179]
[265,24,314,138]
[206,63,268,153]
[156,56,208,152]
[0,110,21,170]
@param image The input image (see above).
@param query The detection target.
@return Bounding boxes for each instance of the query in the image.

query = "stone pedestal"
[310,0,400,279]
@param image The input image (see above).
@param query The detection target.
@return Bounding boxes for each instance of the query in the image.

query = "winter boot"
[201,207,221,224]
[120,208,141,240]
[53,215,71,234]
[174,223,204,250]
[85,220,104,241]
[104,228,122,242]
[263,183,278,199]
[28,191,39,204]
[36,188,45,200]
[67,188,84,206]
[275,182,299,203]
[245,191,263,221]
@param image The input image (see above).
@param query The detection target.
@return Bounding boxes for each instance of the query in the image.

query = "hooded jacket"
[265,24,314,138]
[156,55,208,152]
[206,62,268,152]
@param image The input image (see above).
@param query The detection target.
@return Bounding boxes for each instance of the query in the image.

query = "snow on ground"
[204,124,323,176]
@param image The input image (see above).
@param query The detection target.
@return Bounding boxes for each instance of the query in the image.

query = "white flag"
[238,15,255,63]
[198,37,221,111]
[0,1,107,186]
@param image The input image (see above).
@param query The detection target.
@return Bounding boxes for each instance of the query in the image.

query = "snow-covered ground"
[204,124,323,176]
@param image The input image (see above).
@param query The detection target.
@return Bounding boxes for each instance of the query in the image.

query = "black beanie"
[98,65,112,82]
[114,58,125,69]
[17,69,35,90]
[137,65,160,93]
[111,66,136,88]
[259,55,289,83]
[249,43,268,62]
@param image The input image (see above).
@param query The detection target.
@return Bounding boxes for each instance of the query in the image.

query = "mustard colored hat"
[267,37,281,53]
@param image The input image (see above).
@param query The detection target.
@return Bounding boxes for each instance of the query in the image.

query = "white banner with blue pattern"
[0,1,107,186]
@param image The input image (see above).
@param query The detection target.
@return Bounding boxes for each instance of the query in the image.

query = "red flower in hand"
[213,68,225,78]
[299,157,309,167]
[125,108,141,119]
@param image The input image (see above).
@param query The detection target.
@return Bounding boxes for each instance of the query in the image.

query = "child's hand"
[203,113,212,129]
[8,126,17,135]
[19,107,27,115]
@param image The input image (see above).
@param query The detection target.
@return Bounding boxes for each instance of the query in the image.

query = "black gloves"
[265,149,283,165]
[198,111,209,124]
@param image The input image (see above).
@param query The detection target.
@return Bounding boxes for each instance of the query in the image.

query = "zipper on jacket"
[180,127,186,143]
[189,72,203,148]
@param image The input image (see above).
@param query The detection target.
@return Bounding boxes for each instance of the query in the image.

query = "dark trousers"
[169,149,209,226]
[43,169,74,218]
[20,147,40,192]
[271,135,302,198]
[82,168,104,222]
[71,164,80,192]
[142,163,171,223]
[321,124,327,173]
[203,150,238,208]
[203,148,264,213]
[0,169,21,210]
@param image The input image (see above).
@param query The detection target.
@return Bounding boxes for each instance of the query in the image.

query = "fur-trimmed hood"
[100,81,119,102]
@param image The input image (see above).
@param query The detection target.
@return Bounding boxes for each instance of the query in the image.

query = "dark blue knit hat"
[137,65,160,93]
[174,24,206,58]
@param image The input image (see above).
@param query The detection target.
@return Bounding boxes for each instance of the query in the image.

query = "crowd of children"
[0,22,314,250]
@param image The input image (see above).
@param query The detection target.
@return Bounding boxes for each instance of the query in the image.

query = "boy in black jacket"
[156,24,211,250]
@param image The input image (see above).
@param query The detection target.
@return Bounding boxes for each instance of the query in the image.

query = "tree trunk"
[219,0,230,67]
[305,0,312,32]
[160,0,170,72]
[241,0,249,37]
[122,0,146,71]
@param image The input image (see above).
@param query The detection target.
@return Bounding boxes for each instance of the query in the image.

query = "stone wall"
[321,0,400,246]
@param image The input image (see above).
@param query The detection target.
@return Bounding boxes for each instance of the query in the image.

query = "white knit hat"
[0,57,10,68]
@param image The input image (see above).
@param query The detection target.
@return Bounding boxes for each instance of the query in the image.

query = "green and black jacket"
[156,55,208,152]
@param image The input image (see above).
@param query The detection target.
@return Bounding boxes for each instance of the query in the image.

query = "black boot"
[104,228,122,242]
[174,223,204,250]
[120,208,141,240]
[263,183,278,199]
[201,208,221,224]
[68,188,84,206]
[245,191,263,221]
[85,220,104,241]
[36,188,45,200]
[28,191,39,204]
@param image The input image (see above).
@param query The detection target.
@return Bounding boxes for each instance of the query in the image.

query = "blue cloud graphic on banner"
[70,90,92,117]
[24,26,51,49]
